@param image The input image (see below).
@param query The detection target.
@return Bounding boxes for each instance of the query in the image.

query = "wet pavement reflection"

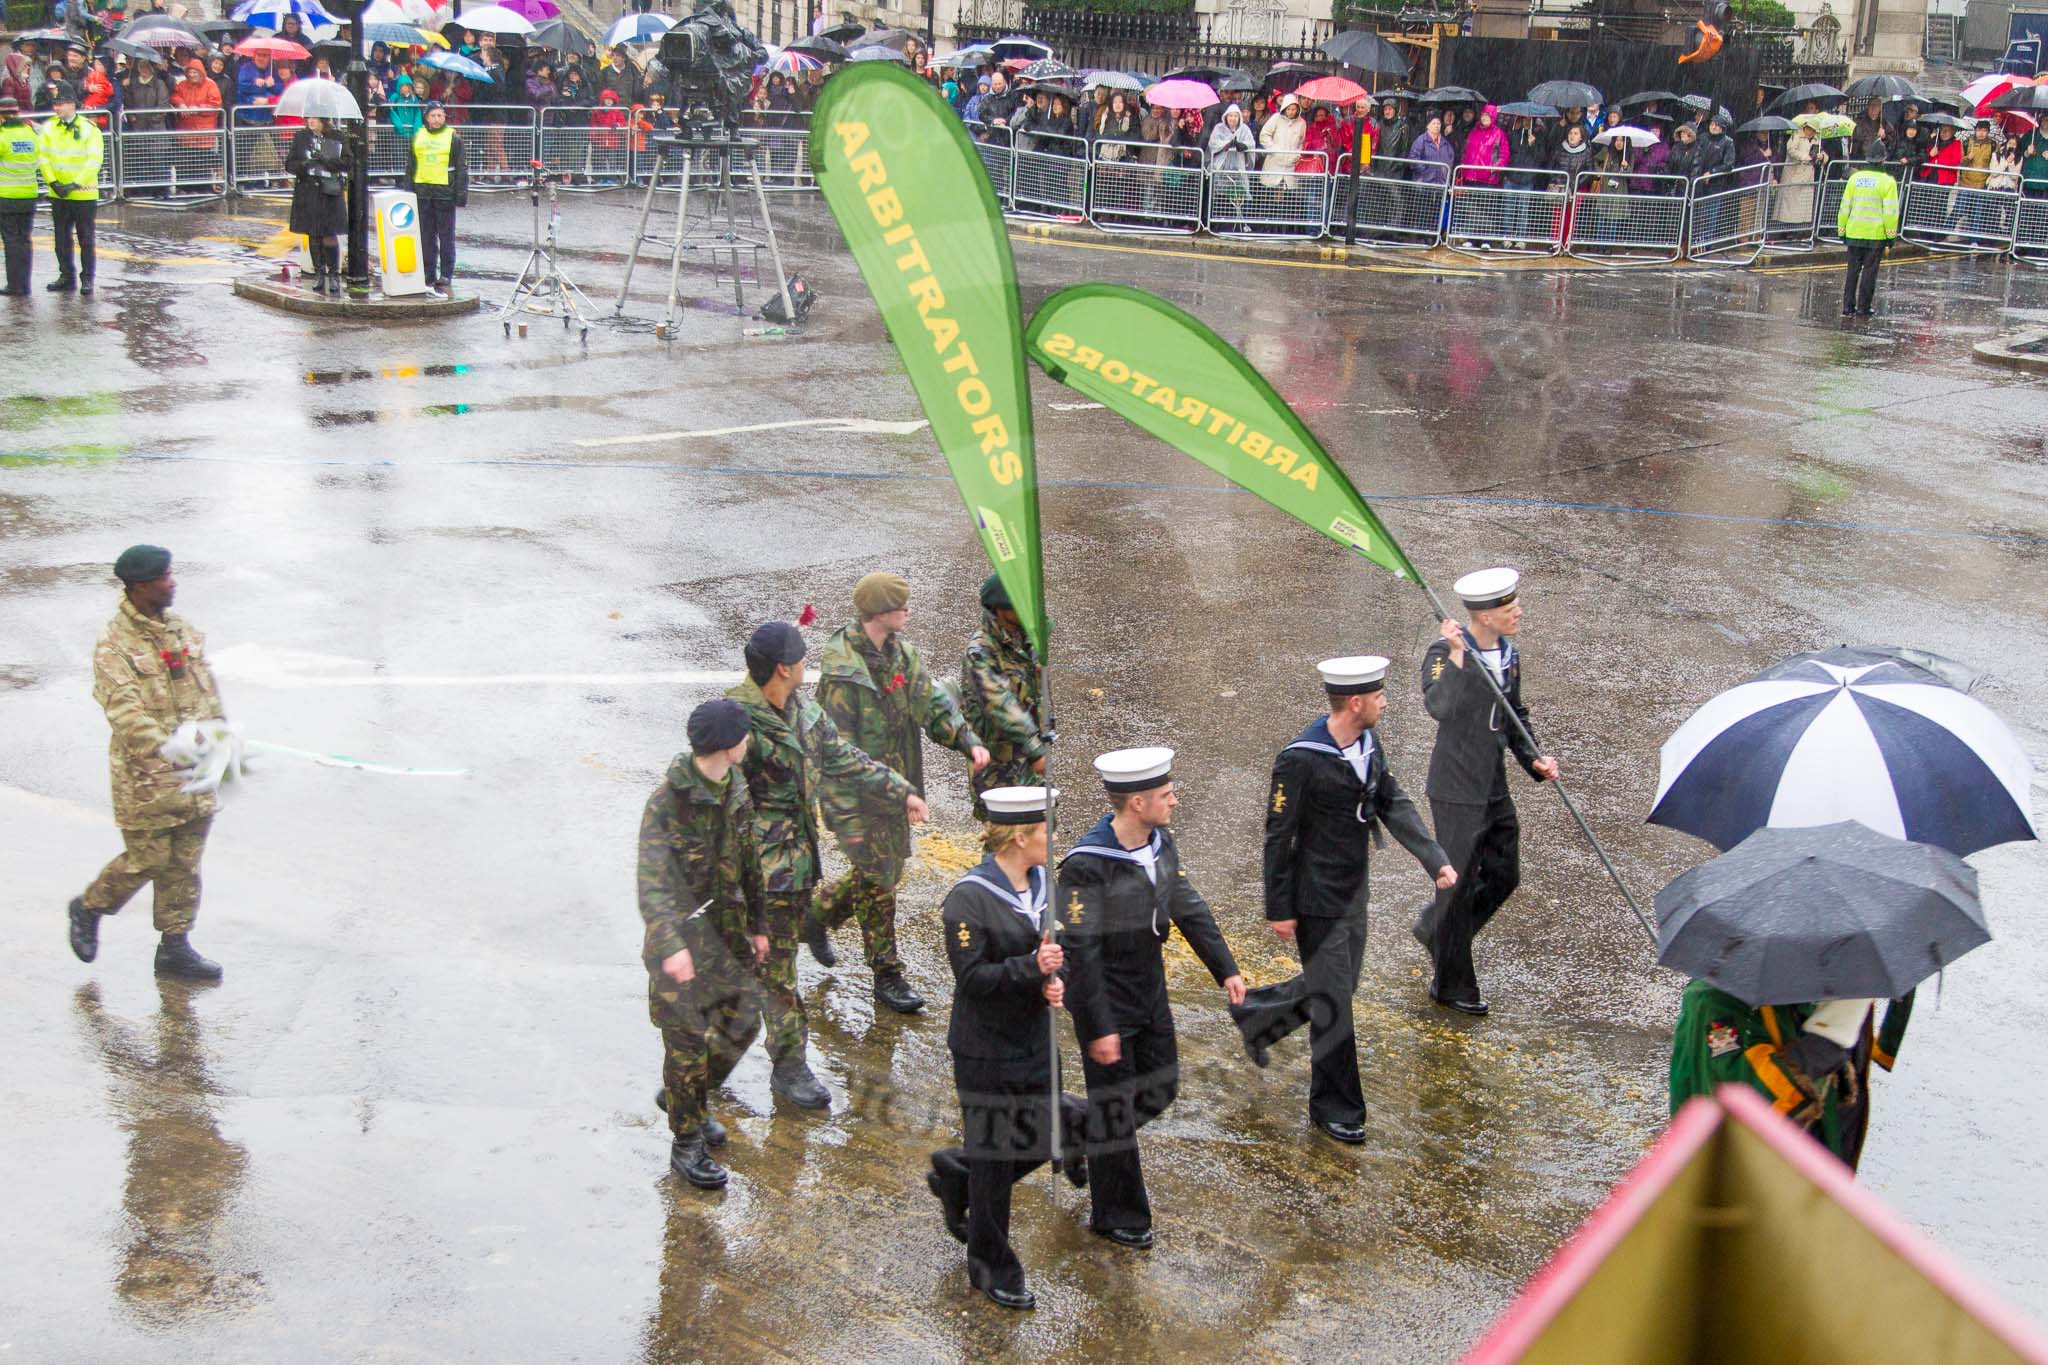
[1,195,2044,1361]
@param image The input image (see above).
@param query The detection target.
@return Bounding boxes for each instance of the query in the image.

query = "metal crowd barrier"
[1901,176,2020,253]
[1760,160,1821,252]
[1010,130,1089,220]
[963,120,1015,210]
[1327,156,1446,249]
[228,107,294,197]
[1688,168,1771,264]
[1087,139,1203,235]
[115,108,228,204]
[738,125,811,190]
[1445,168,1568,257]
[539,105,631,190]
[21,109,119,201]
[1209,148,1327,239]
[2017,182,2048,265]
[1565,170,1688,263]
[1815,160,1851,246]
[453,107,541,193]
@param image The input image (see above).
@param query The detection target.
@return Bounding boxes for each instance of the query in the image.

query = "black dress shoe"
[926,1169,967,1243]
[69,897,102,963]
[1430,988,1490,1017]
[982,1284,1035,1311]
[78,279,93,296]
[154,933,222,982]
[769,1058,832,1110]
[873,971,925,1014]
[1316,1117,1367,1145]
[801,916,837,967]
[670,1136,728,1189]
[46,277,75,292]
[1093,1225,1154,1249]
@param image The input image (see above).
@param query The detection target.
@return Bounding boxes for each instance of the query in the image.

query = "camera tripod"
[498,163,595,344]
[614,133,794,337]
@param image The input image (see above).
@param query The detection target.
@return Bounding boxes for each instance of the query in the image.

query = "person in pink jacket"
[1459,103,1509,186]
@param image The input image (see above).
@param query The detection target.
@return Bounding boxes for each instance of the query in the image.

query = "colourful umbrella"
[1144,78,1219,110]
[768,49,822,74]
[421,48,493,81]
[233,35,311,58]
[497,0,560,17]
[602,11,671,45]
[448,4,536,35]
[1293,74,1368,105]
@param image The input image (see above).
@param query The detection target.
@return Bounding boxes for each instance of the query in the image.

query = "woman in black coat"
[286,116,350,294]
[924,786,1086,1313]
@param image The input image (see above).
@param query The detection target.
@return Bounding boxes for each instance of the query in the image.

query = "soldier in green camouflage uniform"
[727,621,925,1111]
[960,574,1049,820]
[70,546,229,983]
[811,572,989,1015]
[639,698,767,1189]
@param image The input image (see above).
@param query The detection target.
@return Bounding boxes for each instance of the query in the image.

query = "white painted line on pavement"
[575,417,930,449]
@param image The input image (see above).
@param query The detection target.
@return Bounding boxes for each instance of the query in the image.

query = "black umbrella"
[1528,78,1600,109]
[1017,58,1076,81]
[1260,60,1315,91]
[1991,85,2048,113]
[1497,100,1559,119]
[784,34,850,61]
[1655,822,1986,1007]
[848,45,910,64]
[1320,29,1408,79]
[1164,64,1248,87]
[191,18,251,35]
[1736,114,1795,134]
[1618,88,1682,108]
[1023,81,1081,101]
[819,20,865,44]
[861,27,922,53]
[116,16,214,49]
[13,26,71,42]
[1372,87,1418,102]
[1845,73,1923,101]
[1770,81,1847,112]
[527,19,593,57]
[1416,84,1484,105]
[106,37,171,62]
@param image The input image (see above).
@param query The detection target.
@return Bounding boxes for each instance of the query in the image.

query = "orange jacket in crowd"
[171,69,223,149]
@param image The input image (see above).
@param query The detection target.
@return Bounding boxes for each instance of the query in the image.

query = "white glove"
[161,719,249,794]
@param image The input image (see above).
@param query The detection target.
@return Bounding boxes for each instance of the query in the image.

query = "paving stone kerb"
[232,277,483,320]
[1972,335,2048,375]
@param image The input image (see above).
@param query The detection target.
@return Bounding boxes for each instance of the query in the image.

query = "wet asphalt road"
[3,194,2046,1363]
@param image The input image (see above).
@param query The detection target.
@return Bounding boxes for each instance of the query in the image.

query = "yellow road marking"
[29,236,226,267]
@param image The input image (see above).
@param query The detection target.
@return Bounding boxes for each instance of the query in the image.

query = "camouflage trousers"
[814,862,904,974]
[655,965,761,1140]
[760,890,812,1064]
[971,759,1039,821]
[82,816,213,934]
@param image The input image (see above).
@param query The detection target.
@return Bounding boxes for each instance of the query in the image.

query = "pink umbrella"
[1293,74,1368,106]
[1145,77,1219,110]
[497,0,560,18]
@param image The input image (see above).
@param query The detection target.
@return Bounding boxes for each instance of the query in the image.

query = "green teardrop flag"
[1023,283,1420,583]
[809,64,1047,656]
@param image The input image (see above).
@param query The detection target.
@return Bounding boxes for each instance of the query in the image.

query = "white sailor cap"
[1455,567,1521,611]
[982,785,1056,825]
[1094,746,1174,793]
[1317,656,1389,695]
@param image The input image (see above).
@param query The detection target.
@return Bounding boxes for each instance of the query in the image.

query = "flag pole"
[1414,579,1658,948]
[1035,651,1063,1192]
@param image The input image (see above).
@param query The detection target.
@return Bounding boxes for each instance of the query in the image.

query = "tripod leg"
[664,152,692,336]
[751,153,795,325]
[617,158,663,314]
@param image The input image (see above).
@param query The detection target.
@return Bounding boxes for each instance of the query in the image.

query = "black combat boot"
[68,897,101,963]
[769,1057,832,1111]
[872,970,925,1015]
[801,913,837,967]
[154,933,223,982]
[654,1090,726,1146]
[670,1134,728,1189]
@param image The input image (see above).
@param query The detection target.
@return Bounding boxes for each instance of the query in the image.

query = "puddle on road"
[300,352,634,387]
[308,392,618,426]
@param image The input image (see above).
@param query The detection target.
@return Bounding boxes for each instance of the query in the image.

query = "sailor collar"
[1284,716,1376,768]
[957,857,1047,929]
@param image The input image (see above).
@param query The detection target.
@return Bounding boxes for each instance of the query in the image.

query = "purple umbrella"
[497,0,561,19]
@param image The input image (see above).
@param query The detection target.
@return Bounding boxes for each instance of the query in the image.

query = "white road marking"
[574,417,930,449]
[211,642,741,690]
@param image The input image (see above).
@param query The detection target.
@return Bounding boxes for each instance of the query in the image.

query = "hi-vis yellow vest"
[412,126,453,186]
[1836,167,1900,241]
[38,115,102,202]
[0,120,40,200]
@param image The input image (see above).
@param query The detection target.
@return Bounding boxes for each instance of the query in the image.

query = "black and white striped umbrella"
[1650,646,2035,857]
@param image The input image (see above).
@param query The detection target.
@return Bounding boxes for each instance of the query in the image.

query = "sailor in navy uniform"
[1413,568,1559,1017]
[925,785,1086,1312]
[1229,657,1455,1144]
[1057,747,1247,1249]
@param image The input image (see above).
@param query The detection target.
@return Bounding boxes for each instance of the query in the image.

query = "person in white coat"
[1259,90,1307,190]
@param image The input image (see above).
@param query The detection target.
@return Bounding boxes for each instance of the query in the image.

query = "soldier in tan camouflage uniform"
[960,573,1050,820]
[639,698,768,1189]
[809,572,989,1015]
[69,546,228,982]
[727,621,928,1112]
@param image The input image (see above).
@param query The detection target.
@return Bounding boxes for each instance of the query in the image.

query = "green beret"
[979,573,1012,611]
[114,545,172,584]
[853,571,910,616]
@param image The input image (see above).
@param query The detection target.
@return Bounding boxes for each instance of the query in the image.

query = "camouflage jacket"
[726,674,913,895]
[959,607,1047,771]
[92,596,226,831]
[638,753,766,987]
[815,622,981,870]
